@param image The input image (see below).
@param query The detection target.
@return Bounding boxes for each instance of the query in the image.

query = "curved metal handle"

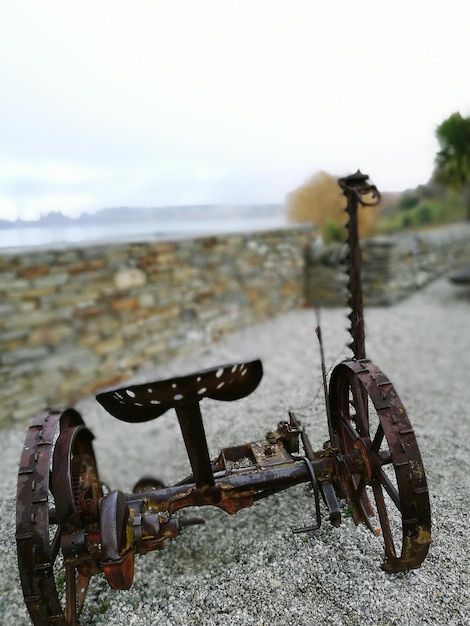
[338,171,381,206]
[353,184,381,206]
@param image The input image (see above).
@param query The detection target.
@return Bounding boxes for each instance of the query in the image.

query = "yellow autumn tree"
[286,171,378,242]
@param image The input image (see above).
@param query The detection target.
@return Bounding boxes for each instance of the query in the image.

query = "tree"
[286,171,378,242]
[434,112,470,220]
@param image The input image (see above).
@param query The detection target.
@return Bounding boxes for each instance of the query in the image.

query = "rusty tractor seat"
[96,360,263,423]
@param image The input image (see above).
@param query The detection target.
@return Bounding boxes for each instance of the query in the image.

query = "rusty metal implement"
[16,172,431,625]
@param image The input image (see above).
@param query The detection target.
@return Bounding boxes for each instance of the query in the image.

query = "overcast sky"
[1,0,469,221]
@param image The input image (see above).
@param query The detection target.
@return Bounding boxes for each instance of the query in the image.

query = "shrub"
[416,204,433,224]
[400,214,414,229]
[398,191,420,211]
[286,171,378,242]
[324,220,345,243]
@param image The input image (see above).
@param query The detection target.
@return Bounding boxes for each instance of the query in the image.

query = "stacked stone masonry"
[0,227,313,424]
[1,223,470,426]
[305,223,470,306]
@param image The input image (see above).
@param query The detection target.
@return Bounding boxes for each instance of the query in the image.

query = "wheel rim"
[328,359,431,572]
[16,409,101,625]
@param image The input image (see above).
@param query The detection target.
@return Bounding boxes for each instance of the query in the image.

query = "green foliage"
[400,202,435,228]
[399,213,414,229]
[99,600,110,614]
[416,203,433,224]
[377,187,466,233]
[55,573,66,594]
[397,191,420,211]
[371,111,470,233]
[324,220,345,243]
[417,183,441,199]
[434,111,470,220]
[434,112,470,187]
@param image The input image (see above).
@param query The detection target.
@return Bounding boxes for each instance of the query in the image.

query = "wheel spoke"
[65,566,79,626]
[358,495,376,532]
[50,526,62,563]
[371,480,397,561]
[370,422,384,454]
[378,468,401,510]
[351,472,366,502]
[339,415,360,442]
[76,574,91,615]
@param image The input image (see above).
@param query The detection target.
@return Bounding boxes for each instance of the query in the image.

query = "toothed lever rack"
[16,172,431,626]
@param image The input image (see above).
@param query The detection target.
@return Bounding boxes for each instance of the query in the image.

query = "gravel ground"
[2,276,470,625]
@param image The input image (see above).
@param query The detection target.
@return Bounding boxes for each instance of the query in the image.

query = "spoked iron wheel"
[328,359,431,572]
[16,409,103,625]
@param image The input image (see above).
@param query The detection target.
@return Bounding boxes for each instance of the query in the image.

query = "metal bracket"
[292,457,322,533]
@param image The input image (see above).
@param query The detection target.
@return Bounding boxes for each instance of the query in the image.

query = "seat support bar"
[175,402,215,488]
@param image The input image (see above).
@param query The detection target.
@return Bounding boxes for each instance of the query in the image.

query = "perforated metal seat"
[96,360,263,423]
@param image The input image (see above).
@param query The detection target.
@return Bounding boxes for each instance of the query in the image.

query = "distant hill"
[0,196,404,231]
[377,191,404,215]
[0,204,285,229]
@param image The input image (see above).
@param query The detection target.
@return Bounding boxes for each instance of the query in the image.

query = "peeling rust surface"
[328,359,431,572]
[338,171,381,361]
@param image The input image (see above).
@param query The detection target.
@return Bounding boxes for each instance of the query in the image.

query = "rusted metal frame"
[131,457,335,514]
[51,424,100,529]
[174,402,215,488]
[288,411,316,461]
[292,457,322,533]
[123,456,339,549]
[346,190,366,361]
[339,173,377,453]
[15,170,435,626]
[95,360,264,424]
[16,409,84,626]
[338,171,381,362]
[329,359,431,571]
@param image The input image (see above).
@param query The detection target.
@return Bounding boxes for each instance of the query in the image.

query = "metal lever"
[320,482,341,527]
[292,457,322,533]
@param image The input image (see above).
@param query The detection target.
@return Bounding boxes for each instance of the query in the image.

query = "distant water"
[0,216,288,250]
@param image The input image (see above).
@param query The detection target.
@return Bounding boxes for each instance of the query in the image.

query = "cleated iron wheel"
[16,409,103,626]
[328,359,431,572]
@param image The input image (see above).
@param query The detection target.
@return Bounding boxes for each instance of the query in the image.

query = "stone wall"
[0,226,314,425]
[2,222,470,427]
[305,223,470,307]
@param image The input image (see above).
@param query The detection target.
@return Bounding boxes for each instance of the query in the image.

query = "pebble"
[2,277,470,625]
